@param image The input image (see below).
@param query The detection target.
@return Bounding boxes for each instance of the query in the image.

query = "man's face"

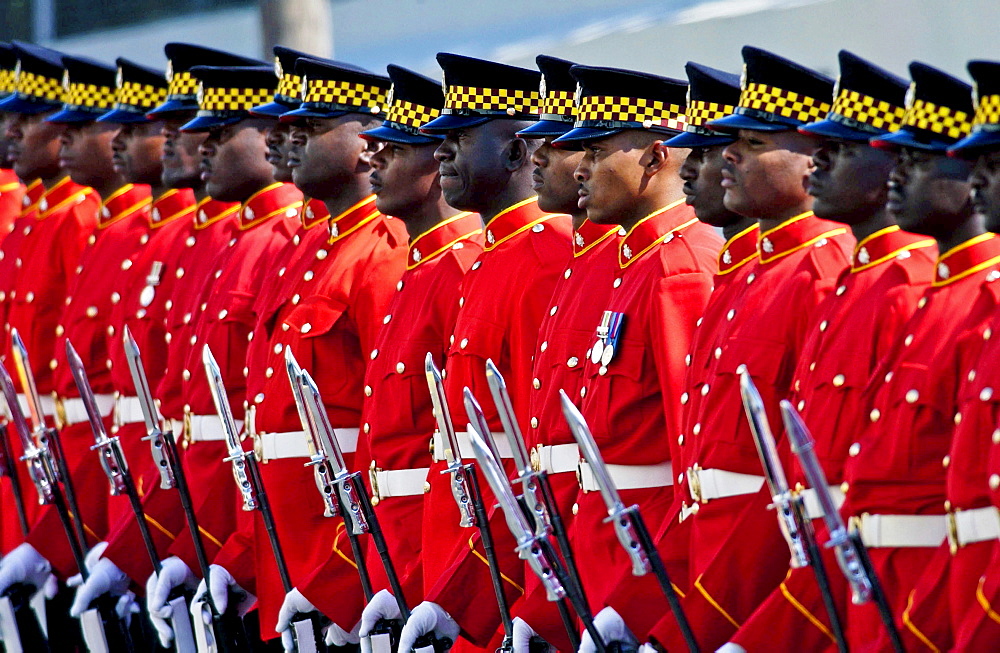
[59,121,118,190]
[574,131,652,225]
[530,135,583,215]
[679,144,741,228]
[266,122,295,184]
[199,121,272,202]
[808,138,895,224]
[161,116,206,189]
[971,150,1000,233]
[721,128,818,219]
[886,147,972,236]
[5,112,64,181]
[369,139,441,219]
[434,121,518,212]
[111,121,165,186]
[289,115,375,200]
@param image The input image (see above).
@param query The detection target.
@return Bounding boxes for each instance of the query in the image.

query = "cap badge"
[574,83,583,107]
[857,246,870,265]
[61,69,70,91]
[386,83,395,108]
[274,56,283,79]
[904,82,916,110]
[740,64,748,91]
[539,76,547,99]
[116,66,124,89]
[165,59,173,82]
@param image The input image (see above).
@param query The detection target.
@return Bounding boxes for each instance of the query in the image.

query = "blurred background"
[2,0,998,82]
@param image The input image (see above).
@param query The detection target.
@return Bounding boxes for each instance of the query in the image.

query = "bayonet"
[0,365,55,506]
[122,326,175,489]
[285,349,339,519]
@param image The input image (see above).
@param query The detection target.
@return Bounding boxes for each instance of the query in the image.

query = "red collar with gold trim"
[194,196,240,230]
[851,225,935,273]
[301,198,330,230]
[483,197,560,252]
[933,233,1000,287]
[0,169,19,194]
[573,219,618,257]
[619,199,698,268]
[150,188,196,228]
[20,178,45,217]
[240,182,302,231]
[37,176,94,220]
[408,212,482,269]
[757,212,847,265]
[718,223,759,275]
[328,194,380,244]
[99,184,152,229]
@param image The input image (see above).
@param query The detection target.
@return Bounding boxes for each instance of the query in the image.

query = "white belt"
[578,460,674,492]
[947,506,1000,552]
[686,466,765,504]
[431,426,513,462]
[256,428,359,462]
[113,396,148,426]
[800,485,846,520]
[856,513,947,548]
[15,393,56,418]
[184,414,243,443]
[369,466,429,502]
[532,443,579,474]
[57,394,115,426]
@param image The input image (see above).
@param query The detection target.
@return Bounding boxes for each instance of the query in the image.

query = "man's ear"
[643,140,670,176]
[504,136,531,172]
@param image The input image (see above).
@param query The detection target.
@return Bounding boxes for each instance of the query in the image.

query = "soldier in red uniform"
[393,53,573,651]
[0,43,25,239]
[720,51,938,653]
[836,63,1000,652]
[652,47,853,652]
[190,58,400,645]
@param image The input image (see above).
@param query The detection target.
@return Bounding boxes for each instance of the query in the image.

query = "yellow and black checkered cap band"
[0,67,15,95]
[540,89,575,120]
[275,73,302,102]
[686,99,736,134]
[738,82,830,123]
[973,94,1000,131]
[199,85,274,113]
[576,95,686,131]
[115,80,168,113]
[63,81,117,110]
[303,78,386,113]
[829,88,905,132]
[903,98,972,139]
[444,85,541,115]
[385,98,439,131]
[167,70,198,99]
[16,70,64,102]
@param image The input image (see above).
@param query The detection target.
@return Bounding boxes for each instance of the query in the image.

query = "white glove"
[360,589,402,637]
[716,645,748,653]
[66,541,108,588]
[325,620,361,646]
[579,607,637,653]
[115,590,140,626]
[69,558,130,617]
[399,602,460,653]
[146,556,199,647]
[193,564,255,619]
[513,617,553,653]
[276,588,323,652]
[0,544,55,596]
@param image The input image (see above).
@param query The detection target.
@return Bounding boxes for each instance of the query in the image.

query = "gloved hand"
[513,617,553,653]
[114,590,140,627]
[579,607,637,653]
[399,602,460,653]
[326,620,361,646]
[0,544,56,596]
[69,558,130,617]
[716,644,748,653]
[360,589,402,637]
[276,587,325,652]
[146,556,198,647]
[192,564,255,619]
[66,541,108,588]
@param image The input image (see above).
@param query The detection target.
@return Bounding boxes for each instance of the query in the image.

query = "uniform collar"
[194,195,240,230]
[99,183,152,229]
[717,223,760,275]
[150,188,196,228]
[851,225,935,273]
[483,196,558,252]
[328,194,380,244]
[0,169,19,193]
[38,176,94,220]
[933,233,1000,287]
[757,211,848,265]
[408,212,482,269]
[573,219,619,257]
[301,198,330,230]
[20,178,45,217]
[619,198,698,268]
[240,182,302,231]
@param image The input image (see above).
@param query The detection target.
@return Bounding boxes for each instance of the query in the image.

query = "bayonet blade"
[739,366,790,497]
[10,329,44,433]
[284,349,319,458]
[299,370,347,475]
[202,345,257,511]
[424,353,462,464]
[484,359,532,477]
[122,327,161,436]
[559,390,623,516]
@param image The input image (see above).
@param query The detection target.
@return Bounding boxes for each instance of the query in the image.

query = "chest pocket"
[283,295,361,400]
[712,336,789,444]
[448,316,506,363]
[584,338,648,442]
[882,362,946,476]
[206,289,258,383]
[377,340,439,434]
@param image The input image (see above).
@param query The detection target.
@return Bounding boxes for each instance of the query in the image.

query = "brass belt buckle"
[182,409,192,449]
[369,460,382,506]
[530,444,542,473]
[53,393,66,430]
[946,510,960,554]
[687,463,704,504]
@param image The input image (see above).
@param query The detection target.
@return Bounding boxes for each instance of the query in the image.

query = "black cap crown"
[149,43,264,116]
[949,60,1000,157]
[0,41,66,114]
[665,62,740,148]
[98,58,168,124]
[517,55,578,138]
[872,62,973,152]
[708,46,833,132]
[279,58,388,123]
[179,65,277,132]
[360,64,444,144]
[47,55,118,124]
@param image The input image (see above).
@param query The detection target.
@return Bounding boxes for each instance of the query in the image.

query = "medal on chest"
[139,261,164,307]
[590,310,626,366]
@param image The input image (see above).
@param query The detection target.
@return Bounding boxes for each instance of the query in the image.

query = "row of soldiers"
[0,32,998,653]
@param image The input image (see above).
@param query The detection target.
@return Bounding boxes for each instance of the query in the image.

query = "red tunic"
[0,169,24,246]
[840,233,1000,652]
[211,196,408,639]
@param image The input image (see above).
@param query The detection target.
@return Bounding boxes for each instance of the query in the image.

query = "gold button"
[48,358,57,370]
[316,249,328,260]
[189,335,197,345]
[885,371,893,383]
[540,341,548,352]
[396,362,405,374]
[727,309,735,320]
[809,361,816,371]
[680,392,689,405]
[218,309,228,319]
[370,349,379,360]
[281,323,290,331]
[819,320,828,332]
[423,481,431,494]
[182,369,191,381]
[530,417,538,428]
[460,338,469,349]
[303,271,314,282]
[363,423,370,434]
[918,297,927,309]
[383,314,391,324]
[986,328,993,341]
[86,306,98,318]
[265,367,274,378]
[572,503,579,515]
[955,412,962,425]
[870,408,881,422]
[364,385,372,397]
[255,393,265,404]
[833,374,845,387]
[836,285,846,296]
[613,278,622,288]
[849,442,860,456]
[121,259,132,270]
[747,273,755,284]
[714,347,722,359]
[942,455,951,468]
[701,384,710,396]
[693,423,701,436]
[904,334,914,346]
[993,429,1000,444]
[110,292,120,304]
[685,354,692,366]
[292,294,300,305]
[797,399,805,411]
[564,269,571,279]
[550,305,557,316]
[991,474,1000,491]
[532,378,541,389]
[397,280,404,291]
[274,343,283,354]
[598,366,608,376]
[981,387,994,401]
[175,267,184,278]
[840,482,850,494]
[106,326,114,336]
[905,389,919,403]
[301,323,312,334]
[969,370,977,382]
[677,434,684,446]
[580,387,587,398]
[55,325,65,336]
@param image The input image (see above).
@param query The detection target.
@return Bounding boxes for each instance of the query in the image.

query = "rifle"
[287,349,445,653]
[9,329,132,652]
[781,400,903,653]
[123,328,240,653]
[738,368,846,653]
[484,359,583,649]
[203,345,324,653]
[0,393,29,536]
[560,391,698,653]
[424,354,515,653]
